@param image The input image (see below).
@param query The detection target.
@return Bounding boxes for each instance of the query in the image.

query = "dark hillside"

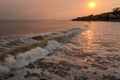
[72,7,120,21]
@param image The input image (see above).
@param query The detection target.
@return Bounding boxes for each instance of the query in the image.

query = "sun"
[88,1,96,8]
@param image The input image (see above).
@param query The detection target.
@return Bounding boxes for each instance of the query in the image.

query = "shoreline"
[72,20,120,22]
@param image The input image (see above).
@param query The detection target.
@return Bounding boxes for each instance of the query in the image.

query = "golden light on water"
[83,30,94,48]
[88,1,96,8]
[81,30,94,53]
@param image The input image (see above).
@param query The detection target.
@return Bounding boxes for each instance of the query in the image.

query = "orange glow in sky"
[88,1,96,8]
[0,0,120,19]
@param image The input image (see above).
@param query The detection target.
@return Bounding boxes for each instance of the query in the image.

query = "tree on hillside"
[112,7,120,15]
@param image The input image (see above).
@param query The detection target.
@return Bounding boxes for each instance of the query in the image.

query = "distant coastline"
[72,7,120,22]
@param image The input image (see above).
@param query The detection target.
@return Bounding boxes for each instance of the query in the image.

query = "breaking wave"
[0,28,82,73]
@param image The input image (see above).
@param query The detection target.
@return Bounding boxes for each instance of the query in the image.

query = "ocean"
[0,20,83,36]
[0,20,120,80]
[1,20,120,53]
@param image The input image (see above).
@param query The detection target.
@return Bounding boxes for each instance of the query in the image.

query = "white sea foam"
[0,40,61,73]
[0,28,82,73]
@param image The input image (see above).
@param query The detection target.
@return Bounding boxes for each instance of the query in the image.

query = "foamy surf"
[0,28,82,74]
[0,26,120,80]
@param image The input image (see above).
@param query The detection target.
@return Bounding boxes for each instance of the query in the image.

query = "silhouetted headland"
[72,7,120,22]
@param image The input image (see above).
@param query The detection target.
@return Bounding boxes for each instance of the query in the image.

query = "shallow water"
[78,22,120,55]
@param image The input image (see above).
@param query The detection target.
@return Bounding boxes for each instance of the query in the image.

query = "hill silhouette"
[72,7,120,22]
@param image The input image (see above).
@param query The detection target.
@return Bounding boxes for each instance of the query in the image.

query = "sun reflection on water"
[81,26,96,53]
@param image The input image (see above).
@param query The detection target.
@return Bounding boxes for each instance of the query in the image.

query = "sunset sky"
[0,0,120,20]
